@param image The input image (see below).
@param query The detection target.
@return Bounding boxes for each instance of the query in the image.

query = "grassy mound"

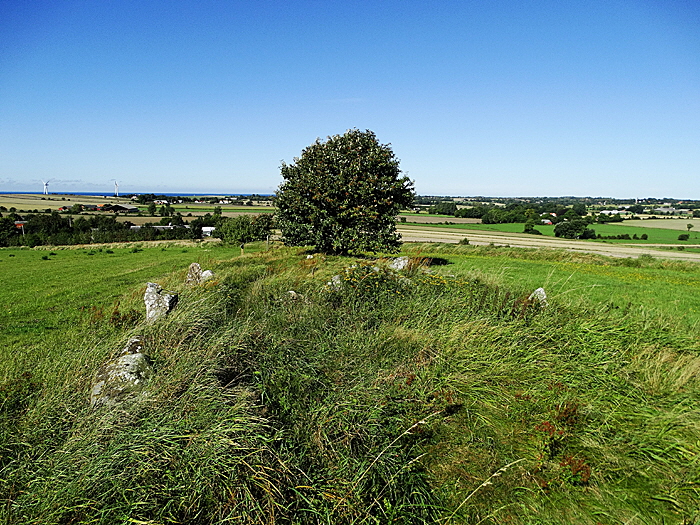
[1,245,699,524]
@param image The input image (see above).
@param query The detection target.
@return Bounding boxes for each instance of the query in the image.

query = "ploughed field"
[1,241,699,524]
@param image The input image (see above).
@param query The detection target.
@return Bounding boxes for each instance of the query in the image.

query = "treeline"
[133,193,273,205]
[0,211,224,247]
[0,210,276,248]
[428,201,590,224]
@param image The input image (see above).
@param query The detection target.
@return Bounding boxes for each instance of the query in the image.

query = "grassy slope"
[404,243,700,330]
[1,243,699,524]
[0,243,246,380]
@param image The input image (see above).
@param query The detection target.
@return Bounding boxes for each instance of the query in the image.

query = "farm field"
[403,219,700,244]
[625,217,700,231]
[397,224,700,262]
[0,193,274,217]
[1,241,699,524]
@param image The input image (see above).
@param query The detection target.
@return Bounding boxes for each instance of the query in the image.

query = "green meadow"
[405,220,700,244]
[1,242,699,524]
[405,243,700,330]
[0,243,246,375]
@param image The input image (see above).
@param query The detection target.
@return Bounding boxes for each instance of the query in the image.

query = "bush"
[678,234,690,241]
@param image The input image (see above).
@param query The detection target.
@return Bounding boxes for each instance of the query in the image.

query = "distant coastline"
[0,191,273,197]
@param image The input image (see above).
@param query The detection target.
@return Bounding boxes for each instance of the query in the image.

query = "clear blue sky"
[1,0,698,198]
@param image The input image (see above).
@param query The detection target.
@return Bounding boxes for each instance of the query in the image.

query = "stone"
[528,287,548,307]
[327,274,343,290]
[144,282,178,322]
[90,337,153,408]
[185,262,203,284]
[185,263,215,285]
[388,256,410,271]
[119,336,145,355]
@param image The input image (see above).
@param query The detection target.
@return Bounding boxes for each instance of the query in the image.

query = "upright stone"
[185,262,215,285]
[528,287,548,307]
[90,337,154,408]
[185,262,202,284]
[144,282,178,322]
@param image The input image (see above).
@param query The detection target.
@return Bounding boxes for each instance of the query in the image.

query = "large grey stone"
[90,337,153,408]
[144,282,178,322]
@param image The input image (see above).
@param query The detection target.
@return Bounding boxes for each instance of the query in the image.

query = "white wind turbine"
[112,180,119,197]
[41,179,51,195]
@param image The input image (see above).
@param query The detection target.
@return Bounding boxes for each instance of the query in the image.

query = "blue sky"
[1,0,698,198]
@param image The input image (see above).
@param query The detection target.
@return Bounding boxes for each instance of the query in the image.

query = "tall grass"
[1,245,699,523]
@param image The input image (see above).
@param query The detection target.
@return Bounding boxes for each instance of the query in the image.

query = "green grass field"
[0,242,246,378]
[404,220,700,244]
[1,241,699,524]
[405,243,700,330]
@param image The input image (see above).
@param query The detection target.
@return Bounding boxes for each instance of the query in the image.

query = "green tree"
[148,202,157,215]
[276,130,414,254]
[216,214,274,253]
[0,217,17,247]
[523,219,542,235]
[687,223,693,233]
[554,220,596,239]
[571,203,587,216]
[428,202,457,215]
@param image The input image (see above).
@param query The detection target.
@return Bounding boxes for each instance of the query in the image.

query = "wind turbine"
[41,179,51,195]
[111,180,119,197]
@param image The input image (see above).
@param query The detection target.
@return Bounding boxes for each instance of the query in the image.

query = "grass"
[0,242,246,380]
[403,243,700,330]
[1,242,699,523]
[403,220,700,245]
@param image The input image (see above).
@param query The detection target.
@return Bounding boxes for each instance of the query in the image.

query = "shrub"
[678,234,689,241]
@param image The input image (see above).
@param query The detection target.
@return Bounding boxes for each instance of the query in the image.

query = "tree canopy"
[275,129,414,254]
[553,220,596,239]
[216,214,274,248]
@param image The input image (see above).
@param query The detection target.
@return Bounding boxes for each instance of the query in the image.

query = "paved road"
[397,224,700,262]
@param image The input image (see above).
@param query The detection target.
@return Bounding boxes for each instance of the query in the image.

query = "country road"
[397,224,700,262]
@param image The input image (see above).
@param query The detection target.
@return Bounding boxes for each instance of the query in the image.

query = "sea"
[0,192,273,197]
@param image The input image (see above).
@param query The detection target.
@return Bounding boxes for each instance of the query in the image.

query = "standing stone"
[144,282,178,322]
[90,337,153,408]
[185,262,203,284]
[185,262,215,285]
[528,287,548,307]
